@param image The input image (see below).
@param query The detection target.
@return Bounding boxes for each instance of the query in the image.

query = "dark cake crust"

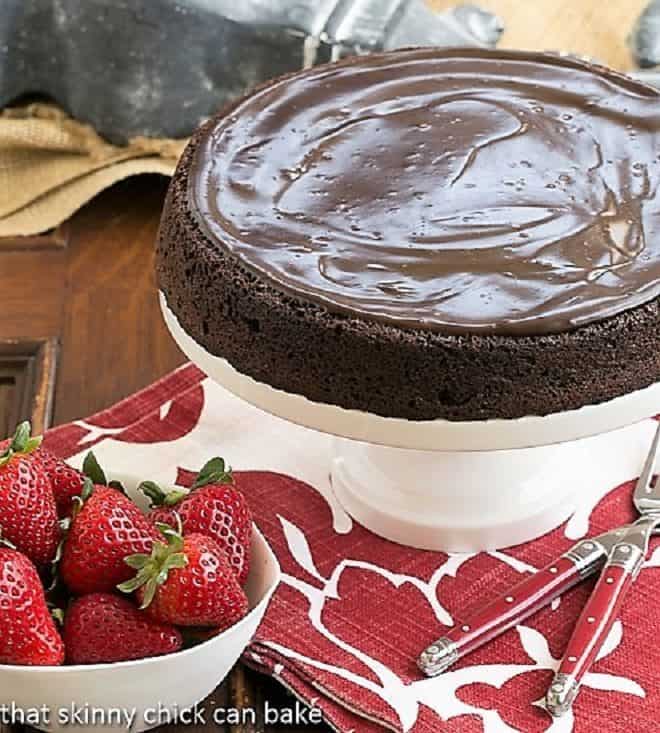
[156,54,660,422]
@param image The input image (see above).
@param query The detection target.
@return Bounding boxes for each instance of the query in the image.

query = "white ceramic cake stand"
[160,293,660,552]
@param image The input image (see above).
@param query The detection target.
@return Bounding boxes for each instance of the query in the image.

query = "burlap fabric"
[0,104,185,237]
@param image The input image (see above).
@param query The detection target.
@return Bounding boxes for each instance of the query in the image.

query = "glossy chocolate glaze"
[190,49,660,335]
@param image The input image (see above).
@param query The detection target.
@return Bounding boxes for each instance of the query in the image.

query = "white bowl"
[0,475,281,733]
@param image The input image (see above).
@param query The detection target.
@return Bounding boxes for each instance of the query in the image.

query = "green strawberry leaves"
[0,421,42,468]
[193,456,233,489]
[118,519,188,608]
[139,480,189,508]
[137,455,232,508]
[82,451,125,494]
[11,421,31,451]
[10,421,42,454]
[82,451,106,485]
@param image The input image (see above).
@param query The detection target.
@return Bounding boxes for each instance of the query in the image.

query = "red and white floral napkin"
[43,364,660,733]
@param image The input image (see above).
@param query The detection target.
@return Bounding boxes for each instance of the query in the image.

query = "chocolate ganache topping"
[190,49,660,335]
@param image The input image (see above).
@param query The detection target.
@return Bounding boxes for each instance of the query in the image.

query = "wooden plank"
[54,177,184,424]
[29,340,57,433]
[0,356,27,437]
[0,250,67,340]
[0,339,57,435]
[0,223,69,252]
[430,0,648,71]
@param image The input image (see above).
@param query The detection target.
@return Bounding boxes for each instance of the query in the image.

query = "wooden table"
[0,2,652,730]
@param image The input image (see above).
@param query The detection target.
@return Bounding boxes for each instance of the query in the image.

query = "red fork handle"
[418,539,606,677]
[546,542,645,717]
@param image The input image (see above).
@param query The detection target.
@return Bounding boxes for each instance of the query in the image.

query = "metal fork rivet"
[428,646,439,654]
[505,596,514,603]
[583,542,594,550]
[620,545,631,554]
[568,656,577,663]
[606,577,614,584]
[462,625,470,632]
[549,567,558,574]
[552,683,564,692]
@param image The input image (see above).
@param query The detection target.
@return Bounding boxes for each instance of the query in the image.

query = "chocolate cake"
[157,48,660,422]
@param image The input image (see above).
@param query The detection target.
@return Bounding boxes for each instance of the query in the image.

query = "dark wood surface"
[0,176,325,732]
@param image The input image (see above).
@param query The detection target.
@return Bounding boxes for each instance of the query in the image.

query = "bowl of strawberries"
[0,422,281,733]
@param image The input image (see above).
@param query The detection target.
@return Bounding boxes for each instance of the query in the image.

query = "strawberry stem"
[68,478,95,521]
[193,457,233,489]
[0,421,42,468]
[139,480,189,508]
[118,520,188,608]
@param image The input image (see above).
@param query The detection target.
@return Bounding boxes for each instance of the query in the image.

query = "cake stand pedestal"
[161,293,660,552]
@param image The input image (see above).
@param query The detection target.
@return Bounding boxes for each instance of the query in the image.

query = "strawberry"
[7,444,109,520]
[0,547,64,665]
[141,457,252,585]
[37,449,85,519]
[61,482,160,595]
[64,593,182,664]
[119,524,248,628]
[0,422,60,566]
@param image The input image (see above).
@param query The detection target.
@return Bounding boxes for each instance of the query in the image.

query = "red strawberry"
[0,438,93,519]
[120,524,248,628]
[61,483,160,595]
[0,548,64,665]
[141,457,252,585]
[64,593,182,664]
[0,422,60,566]
[37,449,85,519]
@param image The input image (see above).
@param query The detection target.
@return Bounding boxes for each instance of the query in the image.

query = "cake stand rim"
[160,292,660,452]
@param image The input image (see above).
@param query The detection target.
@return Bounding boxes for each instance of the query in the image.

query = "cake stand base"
[328,420,654,551]
[330,439,581,551]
